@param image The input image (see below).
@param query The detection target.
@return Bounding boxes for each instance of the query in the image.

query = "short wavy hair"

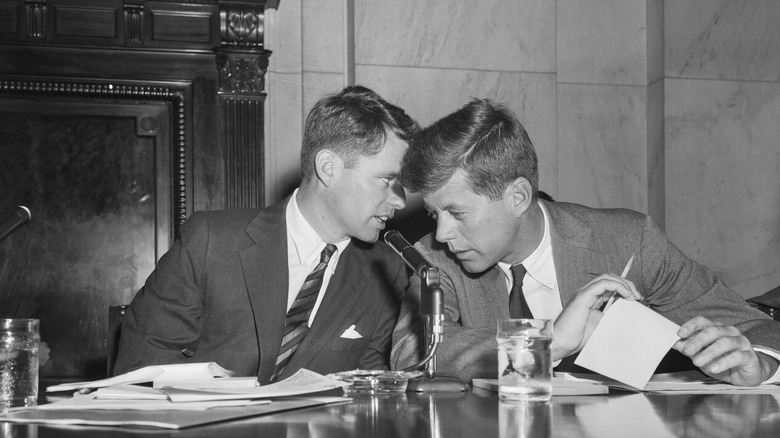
[300,85,419,182]
[400,99,538,201]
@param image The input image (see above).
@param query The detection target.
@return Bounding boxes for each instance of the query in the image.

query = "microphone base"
[406,372,468,393]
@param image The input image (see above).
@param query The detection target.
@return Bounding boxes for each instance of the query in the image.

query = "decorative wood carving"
[215,2,270,208]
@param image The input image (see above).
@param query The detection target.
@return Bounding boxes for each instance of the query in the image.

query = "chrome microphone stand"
[403,267,467,393]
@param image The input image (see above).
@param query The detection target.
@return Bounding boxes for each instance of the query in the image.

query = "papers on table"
[1,397,350,429]
[46,362,236,392]
[563,371,780,395]
[1,368,351,429]
[575,299,681,389]
[472,376,608,396]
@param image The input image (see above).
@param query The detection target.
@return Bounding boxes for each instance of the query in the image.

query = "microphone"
[0,206,31,244]
[384,230,467,392]
[384,230,433,278]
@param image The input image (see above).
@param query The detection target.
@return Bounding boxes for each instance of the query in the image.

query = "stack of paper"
[0,367,350,429]
[46,362,240,392]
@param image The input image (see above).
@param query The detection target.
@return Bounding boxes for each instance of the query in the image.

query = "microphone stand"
[403,267,467,393]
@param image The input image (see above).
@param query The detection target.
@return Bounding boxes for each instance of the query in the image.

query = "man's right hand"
[552,274,641,360]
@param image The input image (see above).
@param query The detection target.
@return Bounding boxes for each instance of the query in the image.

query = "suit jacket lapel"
[239,200,289,381]
[545,202,610,307]
[287,243,363,372]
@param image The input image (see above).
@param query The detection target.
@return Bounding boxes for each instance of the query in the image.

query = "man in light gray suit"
[391,99,780,386]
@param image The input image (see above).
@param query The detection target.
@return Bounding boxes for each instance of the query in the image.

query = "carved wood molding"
[0,76,190,239]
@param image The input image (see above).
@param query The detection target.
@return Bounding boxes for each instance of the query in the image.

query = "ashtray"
[329,370,422,395]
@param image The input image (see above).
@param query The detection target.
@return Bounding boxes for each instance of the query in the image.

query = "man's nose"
[388,181,406,210]
[434,217,454,243]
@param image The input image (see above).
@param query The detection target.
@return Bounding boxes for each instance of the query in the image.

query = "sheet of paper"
[472,376,609,396]
[154,376,258,389]
[93,384,168,400]
[46,362,235,392]
[1,397,350,429]
[36,395,266,411]
[574,299,680,389]
[561,371,780,394]
[163,369,348,402]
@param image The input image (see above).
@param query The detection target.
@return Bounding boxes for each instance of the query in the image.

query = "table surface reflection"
[3,386,780,437]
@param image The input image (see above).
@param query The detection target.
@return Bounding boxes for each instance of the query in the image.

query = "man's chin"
[457,258,491,274]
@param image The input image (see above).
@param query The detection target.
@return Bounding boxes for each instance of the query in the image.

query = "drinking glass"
[0,319,40,409]
[496,319,552,401]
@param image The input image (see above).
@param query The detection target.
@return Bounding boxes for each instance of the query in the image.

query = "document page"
[574,299,680,389]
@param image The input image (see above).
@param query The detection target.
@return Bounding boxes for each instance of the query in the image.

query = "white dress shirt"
[497,202,780,383]
[285,189,350,326]
[497,202,562,320]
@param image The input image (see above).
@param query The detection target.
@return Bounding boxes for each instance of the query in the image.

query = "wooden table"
[3,386,780,437]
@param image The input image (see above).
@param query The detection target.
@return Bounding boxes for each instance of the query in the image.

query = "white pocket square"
[340,324,362,339]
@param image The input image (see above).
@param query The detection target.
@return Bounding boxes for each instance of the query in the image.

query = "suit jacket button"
[181,348,195,357]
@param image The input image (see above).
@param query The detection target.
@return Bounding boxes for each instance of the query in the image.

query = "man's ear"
[314,150,341,187]
[504,177,533,217]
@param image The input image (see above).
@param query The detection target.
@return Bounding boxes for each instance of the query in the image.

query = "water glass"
[496,319,552,401]
[0,319,40,409]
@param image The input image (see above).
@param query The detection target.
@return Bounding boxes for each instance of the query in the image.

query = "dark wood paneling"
[0,0,273,379]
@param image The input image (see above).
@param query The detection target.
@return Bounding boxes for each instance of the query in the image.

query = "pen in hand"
[599,252,636,312]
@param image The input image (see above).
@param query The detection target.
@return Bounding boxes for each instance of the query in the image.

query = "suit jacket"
[115,199,408,383]
[391,200,780,381]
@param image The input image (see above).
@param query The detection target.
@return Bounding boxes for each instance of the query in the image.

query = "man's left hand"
[674,316,779,386]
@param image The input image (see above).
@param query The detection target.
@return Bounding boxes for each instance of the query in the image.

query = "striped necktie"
[270,244,336,381]
[509,264,534,319]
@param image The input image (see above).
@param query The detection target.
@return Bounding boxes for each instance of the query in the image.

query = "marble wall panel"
[557,84,650,213]
[665,78,780,298]
[354,0,555,73]
[265,4,304,203]
[665,0,780,81]
[355,65,558,199]
[647,79,665,227]
[302,0,345,73]
[557,0,650,85]
[303,72,346,116]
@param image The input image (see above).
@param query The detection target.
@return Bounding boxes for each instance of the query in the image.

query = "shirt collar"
[286,189,350,268]
[498,201,556,289]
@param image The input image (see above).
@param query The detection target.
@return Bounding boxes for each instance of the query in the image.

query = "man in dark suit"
[115,86,418,383]
[391,98,780,386]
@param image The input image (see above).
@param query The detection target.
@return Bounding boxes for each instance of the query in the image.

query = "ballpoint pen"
[601,251,636,312]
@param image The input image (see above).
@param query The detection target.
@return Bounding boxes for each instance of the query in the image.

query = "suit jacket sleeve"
[631,214,780,351]
[391,238,501,381]
[113,213,210,375]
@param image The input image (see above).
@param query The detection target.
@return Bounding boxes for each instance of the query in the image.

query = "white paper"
[163,369,348,403]
[36,395,266,411]
[574,299,680,389]
[46,362,235,392]
[154,376,258,389]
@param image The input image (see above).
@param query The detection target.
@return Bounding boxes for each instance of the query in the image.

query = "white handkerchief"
[340,324,362,339]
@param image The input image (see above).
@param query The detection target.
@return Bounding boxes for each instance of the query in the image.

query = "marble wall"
[664,0,780,298]
[265,0,780,298]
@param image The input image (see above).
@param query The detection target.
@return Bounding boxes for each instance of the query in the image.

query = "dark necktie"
[271,244,336,381]
[509,264,534,319]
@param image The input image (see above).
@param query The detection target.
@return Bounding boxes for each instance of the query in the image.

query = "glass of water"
[496,319,552,401]
[0,319,40,409]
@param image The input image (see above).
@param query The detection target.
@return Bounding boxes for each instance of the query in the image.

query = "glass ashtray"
[329,370,422,395]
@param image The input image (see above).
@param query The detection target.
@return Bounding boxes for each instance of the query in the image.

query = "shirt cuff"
[754,346,780,384]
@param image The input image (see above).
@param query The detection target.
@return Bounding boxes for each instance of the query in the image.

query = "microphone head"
[15,206,31,222]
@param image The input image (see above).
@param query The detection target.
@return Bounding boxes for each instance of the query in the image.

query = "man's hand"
[552,274,641,360]
[674,316,779,386]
